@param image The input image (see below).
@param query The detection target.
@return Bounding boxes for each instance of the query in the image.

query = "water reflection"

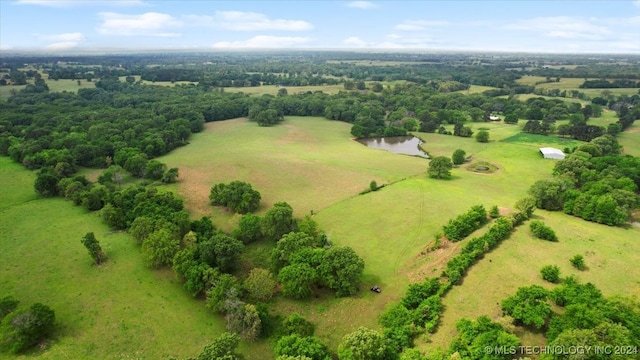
[357,136,429,158]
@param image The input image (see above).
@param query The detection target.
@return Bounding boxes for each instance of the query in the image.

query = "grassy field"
[158,117,572,350]
[516,75,639,98]
[618,121,640,156]
[0,156,237,359]
[2,112,638,358]
[224,84,346,96]
[157,116,428,231]
[454,85,499,95]
[424,209,640,354]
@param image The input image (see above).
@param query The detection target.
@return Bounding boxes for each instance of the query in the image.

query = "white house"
[539,147,565,160]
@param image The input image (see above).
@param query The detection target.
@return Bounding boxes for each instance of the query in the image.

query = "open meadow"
[0,157,240,360]
[155,115,640,352]
[2,114,638,358]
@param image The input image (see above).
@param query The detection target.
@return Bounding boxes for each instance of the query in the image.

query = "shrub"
[540,265,561,283]
[570,254,586,270]
[443,205,488,241]
[529,220,558,242]
[452,149,466,165]
[489,205,500,218]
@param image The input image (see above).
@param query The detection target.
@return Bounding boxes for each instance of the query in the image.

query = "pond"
[357,136,429,158]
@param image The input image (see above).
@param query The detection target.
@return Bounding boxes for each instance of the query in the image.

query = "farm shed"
[539,147,565,160]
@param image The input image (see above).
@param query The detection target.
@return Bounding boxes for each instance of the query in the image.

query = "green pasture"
[516,75,639,98]
[0,157,230,360]
[618,122,640,156]
[424,209,640,354]
[454,85,499,95]
[157,116,428,230]
[224,84,346,96]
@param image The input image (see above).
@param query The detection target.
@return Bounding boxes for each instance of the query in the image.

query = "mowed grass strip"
[0,157,228,359]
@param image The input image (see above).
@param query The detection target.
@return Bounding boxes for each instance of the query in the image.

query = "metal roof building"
[539,147,565,160]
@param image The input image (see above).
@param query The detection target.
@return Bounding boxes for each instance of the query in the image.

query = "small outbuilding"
[539,147,565,160]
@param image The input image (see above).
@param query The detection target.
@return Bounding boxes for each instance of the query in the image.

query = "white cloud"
[17,0,146,7]
[39,32,85,42]
[184,11,313,31]
[634,0,640,8]
[34,32,84,49]
[212,35,312,49]
[504,16,611,40]
[346,1,377,9]
[98,12,181,37]
[45,41,80,50]
[343,36,369,47]
[395,20,449,31]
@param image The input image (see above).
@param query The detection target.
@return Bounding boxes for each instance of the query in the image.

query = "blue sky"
[1,0,639,53]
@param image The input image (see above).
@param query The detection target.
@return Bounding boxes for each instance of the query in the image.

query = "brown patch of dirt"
[176,166,216,218]
[276,124,317,145]
[498,207,512,216]
[405,238,462,283]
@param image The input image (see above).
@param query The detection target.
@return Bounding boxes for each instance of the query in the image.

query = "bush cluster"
[529,220,558,241]
[442,205,488,241]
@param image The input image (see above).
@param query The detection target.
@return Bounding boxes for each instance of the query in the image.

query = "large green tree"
[0,302,55,354]
[318,246,365,297]
[209,181,261,214]
[196,332,242,360]
[262,202,297,241]
[501,285,551,329]
[428,156,453,179]
[338,327,393,360]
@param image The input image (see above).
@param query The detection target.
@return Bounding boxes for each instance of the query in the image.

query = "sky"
[0,0,639,53]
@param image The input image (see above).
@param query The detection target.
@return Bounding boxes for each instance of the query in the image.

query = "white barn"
[539,147,565,160]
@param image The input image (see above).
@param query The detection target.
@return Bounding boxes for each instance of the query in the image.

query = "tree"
[452,149,466,165]
[34,169,59,197]
[338,327,392,360]
[161,167,179,183]
[447,316,520,360]
[281,313,315,337]
[205,274,241,313]
[275,334,331,360]
[278,263,317,299]
[141,226,181,268]
[501,285,551,329]
[197,232,244,273]
[0,303,55,354]
[428,156,453,179]
[226,303,262,341]
[144,160,167,180]
[528,179,571,211]
[514,196,536,220]
[0,297,19,321]
[540,265,560,283]
[570,254,586,270]
[81,232,105,265]
[475,130,489,143]
[262,202,297,241]
[233,214,263,244]
[318,246,365,297]
[244,268,277,301]
[271,231,315,272]
[504,113,519,124]
[196,332,242,360]
[209,181,261,214]
[489,205,500,218]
